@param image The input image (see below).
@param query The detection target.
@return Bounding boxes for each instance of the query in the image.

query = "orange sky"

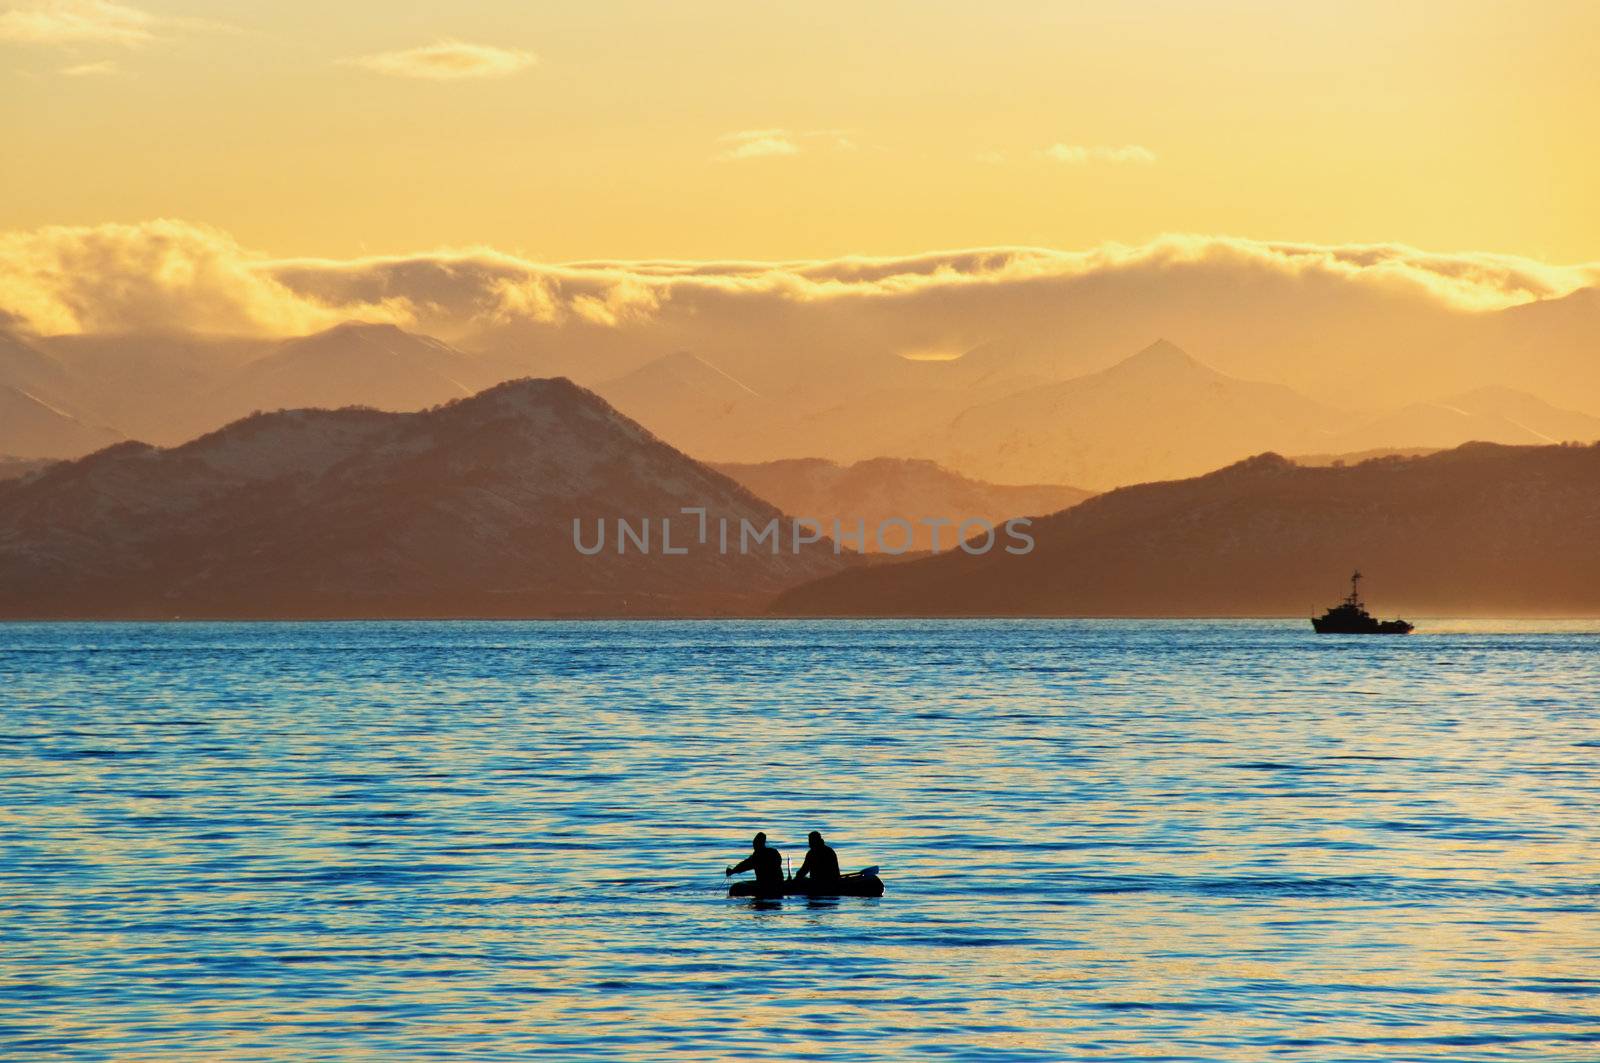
[3,0,1598,263]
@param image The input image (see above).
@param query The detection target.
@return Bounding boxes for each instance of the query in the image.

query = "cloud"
[716,130,799,161]
[5,220,1597,341]
[0,0,153,45]
[59,58,115,74]
[0,220,401,336]
[0,0,224,47]
[343,39,537,81]
[714,128,855,162]
[1044,143,1158,165]
[6,219,1600,407]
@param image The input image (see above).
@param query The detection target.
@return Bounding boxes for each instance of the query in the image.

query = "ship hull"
[1311,617,1413,634]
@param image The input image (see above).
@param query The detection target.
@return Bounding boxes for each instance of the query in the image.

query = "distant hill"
[594,348,1051,464]
[594,351,774,460]
[715,457,1092,552]
[36,331,272,446]
[0,385,123,460]
[0,329,74,403]
[206,322,484,424]
[927,340,1343,488]
[0,378,844,618]
[1328,386,1600,451]
[773,442,1600,617]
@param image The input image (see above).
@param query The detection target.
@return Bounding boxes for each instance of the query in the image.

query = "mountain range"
[3,366,1597,618]
[7,320,1599,498]
[924,339,1339,487]
[773,442,1600,617]
[0,378,843,618]
[922,342,1600,488]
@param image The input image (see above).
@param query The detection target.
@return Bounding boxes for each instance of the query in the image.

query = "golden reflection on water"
[1,619,1596,1060]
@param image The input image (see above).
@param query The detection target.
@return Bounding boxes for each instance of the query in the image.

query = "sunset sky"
[4,0,1598,263]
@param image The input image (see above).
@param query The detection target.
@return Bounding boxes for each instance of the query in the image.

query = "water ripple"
[1,619,1597,1061]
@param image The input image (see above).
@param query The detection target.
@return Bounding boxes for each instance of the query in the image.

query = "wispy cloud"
[715,128,855,162]
[1044,143,1158,165]
[343,39,537,81]
[716,130,800,161]
[0,1,230,51]
[0,0,153,45]
[59,58,115,75]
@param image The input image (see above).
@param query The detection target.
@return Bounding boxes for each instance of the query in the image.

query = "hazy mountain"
[595,346,1055,465]
[0,378,844,618]
[0,385,123,460]
[0,330,121,458]
[1331,386,1600,451]
[1477,287,1600,411]
[0,329,74,404]
[593,351,774,460]
[36,332,271,446]
[928,340,1342,488]
[774,441,1600,617]
[715,457,1092,552]
[206,323,486,425]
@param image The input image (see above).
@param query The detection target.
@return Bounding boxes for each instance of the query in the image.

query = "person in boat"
[725,832,784,893]
[792,831,840,889]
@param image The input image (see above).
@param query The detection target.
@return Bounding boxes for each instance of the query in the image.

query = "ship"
[1311,571,1414,634]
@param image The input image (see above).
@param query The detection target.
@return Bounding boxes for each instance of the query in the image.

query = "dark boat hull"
[728,873,884,898]
[1311,616,1413,634]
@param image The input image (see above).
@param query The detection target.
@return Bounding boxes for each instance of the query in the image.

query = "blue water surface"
[1,620,1597,1061]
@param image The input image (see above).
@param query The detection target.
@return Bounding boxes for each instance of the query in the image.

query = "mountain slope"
[1332,386,1600,450]
[929,340,1343,488]
[207,323,483,424]
[593,350,774,460]
[0,329,74,402]
[594,348,1052,464]
[0,385,123,459]
[714,457,1092,552]
[36,332,272,446]
[0,378,844,618]
[773,442,1600,617]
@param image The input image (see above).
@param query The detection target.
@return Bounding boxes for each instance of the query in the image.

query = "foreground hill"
[773,442,1600,617]
[0,379,843,618]
[715,457,1092,552]
[0,457,56,481]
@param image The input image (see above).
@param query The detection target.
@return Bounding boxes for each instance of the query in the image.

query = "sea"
[1,620,1597,1061]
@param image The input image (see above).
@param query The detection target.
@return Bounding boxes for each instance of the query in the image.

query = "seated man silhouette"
[726,832,784,893]
[792,831,840,889]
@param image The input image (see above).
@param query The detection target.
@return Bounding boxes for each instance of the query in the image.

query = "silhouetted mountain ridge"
[773,441,1600,617]
[0,377,844,618]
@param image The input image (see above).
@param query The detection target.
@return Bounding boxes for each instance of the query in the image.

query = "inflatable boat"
[728,867,884,898]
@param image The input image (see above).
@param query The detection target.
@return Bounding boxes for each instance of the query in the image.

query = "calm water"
[1,620,1597,1061]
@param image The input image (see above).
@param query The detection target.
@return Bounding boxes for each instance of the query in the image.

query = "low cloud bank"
[4,219,1593,343]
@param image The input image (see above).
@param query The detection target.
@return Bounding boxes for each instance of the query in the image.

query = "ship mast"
[1347,570,1363,608]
